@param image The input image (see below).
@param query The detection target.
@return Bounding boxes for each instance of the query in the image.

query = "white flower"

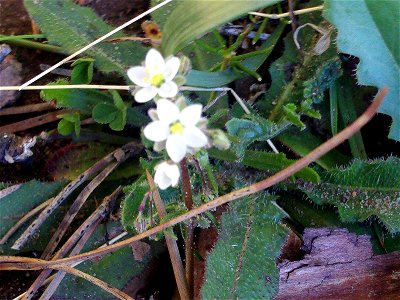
[144,99,208,163]
[154,161,180,189]
[127,49,180,103]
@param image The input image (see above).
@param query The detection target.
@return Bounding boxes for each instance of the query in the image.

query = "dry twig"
[146,170,191,300]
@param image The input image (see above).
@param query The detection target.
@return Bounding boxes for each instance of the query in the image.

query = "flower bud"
[209,129,231,150]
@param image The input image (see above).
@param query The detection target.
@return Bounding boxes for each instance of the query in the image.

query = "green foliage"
[278,129,351,169]
[256,3,341,125]
[277,195,400,255]
[55,221,165,299]
[185,23,286,88]
[41,80,147,127]
[209,148,320,183]
[162,0,282,55]
[121,176,180,234]
[201,193,287,298]
[46,143,141,181]
[71,58,94,84]
[57,112,81,137]
[226,114,287,158]
[92,91,127,131]
[0,180,66,255]
[23,0,146,76]
[324,0,400,140]
[301,157,400,233]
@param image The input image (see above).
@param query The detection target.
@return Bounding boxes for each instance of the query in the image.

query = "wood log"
[276,228,400,299]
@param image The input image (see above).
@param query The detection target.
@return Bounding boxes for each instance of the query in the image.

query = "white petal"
[167,163,180,186]
[134,87,158,103]
[157,99,180,124]
[182,126,208,148]
[179,104,203,127]
[146,48,166,75]
[158,81,178,98]
[154,165,172,190]
[166,135,187,163]
[127,66,151,87]
[165,56,180,81]
[144,121,169,142]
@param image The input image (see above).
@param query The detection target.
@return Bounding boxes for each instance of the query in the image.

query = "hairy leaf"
[226,114,287,158]
[0,180,65,255]
[209,148,320,183]
[301,157,400,233]
[201,193,287,298]
[324,0,400,140]
[23,0,146,76]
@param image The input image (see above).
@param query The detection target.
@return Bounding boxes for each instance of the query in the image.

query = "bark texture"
[277,228,400,299]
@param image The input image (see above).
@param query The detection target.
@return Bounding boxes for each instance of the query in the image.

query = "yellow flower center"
[151,73,164,87]
[170,122,184,134]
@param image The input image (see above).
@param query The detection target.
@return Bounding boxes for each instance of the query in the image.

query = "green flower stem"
[0,35,67,55]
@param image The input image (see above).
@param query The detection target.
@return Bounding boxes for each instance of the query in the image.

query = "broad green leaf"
[71,58,94,84]
[92,103,118,124]
[162,0,282,56]
[201,193,287,298]
[0,180,66,255]
[324,0,400,140]
[209,148,320,183]
[278,129,351,170]
[23,0,146,76]
[301,157,400,233]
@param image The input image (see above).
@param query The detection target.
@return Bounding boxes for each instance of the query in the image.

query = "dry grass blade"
[0,87,388,272]
[41,161,122,259]
[0,102,54,116]
[0,198,53,245]
[0,109,71,134]
[146,170,190,300]
[11,142,142,250]
[23,187,122,300]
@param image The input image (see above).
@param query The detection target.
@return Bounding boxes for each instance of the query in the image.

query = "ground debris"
[0,45,22,108]
[276,228,400,299]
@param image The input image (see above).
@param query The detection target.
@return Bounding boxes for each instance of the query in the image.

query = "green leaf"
[92,103,118,124]
[226,114,287,158]
[41,80,113,114]
[41,80,147,127]
[209,148,320,183]
[324,0,400,140]
[57,112,81,137]
[162,0,282,56]
[185,23,286,87]
[278,129,351,170]
[71,58,94,84]
[57,119,75,136]
[256,3,341,122]
[300,157,400,233]
[23,0,146,76]
[0,180,66,255]
[201,193,287,298]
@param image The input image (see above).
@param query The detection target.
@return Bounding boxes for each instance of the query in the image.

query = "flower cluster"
[128,49,229,189]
